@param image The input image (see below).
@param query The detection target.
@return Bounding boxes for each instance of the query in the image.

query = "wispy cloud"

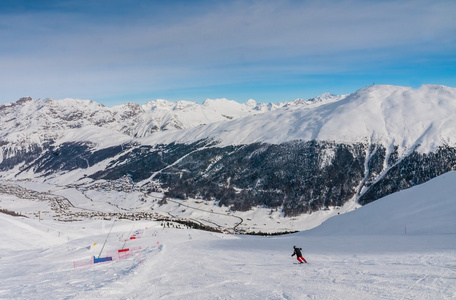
[1,0,455,104]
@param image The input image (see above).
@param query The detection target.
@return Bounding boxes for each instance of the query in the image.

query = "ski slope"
[0,172,455,299]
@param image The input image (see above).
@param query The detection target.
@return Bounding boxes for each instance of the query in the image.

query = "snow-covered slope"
[123,98,284,136]
[140,85,456,155]
[302,171,456,235]
[0,169,454,299]
[0,94,343,152]
[0,97,131,150]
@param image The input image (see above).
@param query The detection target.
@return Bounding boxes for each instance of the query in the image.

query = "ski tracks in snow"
[1,217,455,299]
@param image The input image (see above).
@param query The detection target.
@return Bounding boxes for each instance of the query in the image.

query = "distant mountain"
[139,85,456,153]
[0,93,347,165]
[0,94,346,147]
[0,85,455,217]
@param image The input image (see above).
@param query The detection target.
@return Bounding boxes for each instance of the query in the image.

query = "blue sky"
[1,0,455,106]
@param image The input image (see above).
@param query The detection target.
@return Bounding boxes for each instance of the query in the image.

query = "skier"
[291,245,307,263]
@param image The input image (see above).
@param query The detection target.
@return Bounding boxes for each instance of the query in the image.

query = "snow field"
[0,172,455,299]
[0,215,454,299]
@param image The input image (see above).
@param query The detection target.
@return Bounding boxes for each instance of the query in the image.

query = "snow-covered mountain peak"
[110,102,144,120]
[173,100,200,111]
[142,99,179,111]
[139,85,456,155]
[285,93,348,108]
[303,85,456,152]
[202,98,248,114]
[310,92,348,103]
[4,85,453,156]
[202,97,235,106]
[245,99,258,108]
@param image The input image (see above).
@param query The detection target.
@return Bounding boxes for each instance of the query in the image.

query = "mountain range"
[1,85,455,216]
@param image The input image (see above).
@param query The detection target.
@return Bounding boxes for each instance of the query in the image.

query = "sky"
[0,0,455,106]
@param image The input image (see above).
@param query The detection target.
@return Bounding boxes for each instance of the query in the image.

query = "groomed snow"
[1,171,455,299]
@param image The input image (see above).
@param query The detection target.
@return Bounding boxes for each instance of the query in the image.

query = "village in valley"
[0,177,248,234]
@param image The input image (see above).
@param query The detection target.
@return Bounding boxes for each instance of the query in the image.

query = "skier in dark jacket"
[291,246,307,263]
